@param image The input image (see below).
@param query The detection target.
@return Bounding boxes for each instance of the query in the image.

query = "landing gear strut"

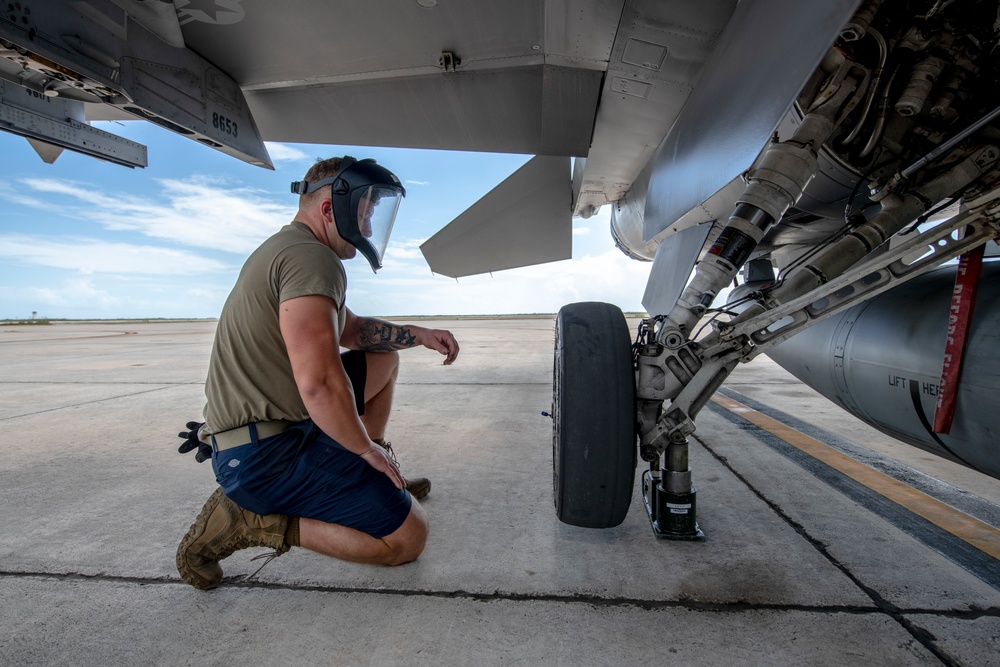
[635,319,706,540]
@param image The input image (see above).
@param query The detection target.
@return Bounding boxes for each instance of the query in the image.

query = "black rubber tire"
[553,302,637,528]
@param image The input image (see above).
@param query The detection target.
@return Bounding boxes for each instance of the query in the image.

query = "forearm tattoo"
[357,319,417,351]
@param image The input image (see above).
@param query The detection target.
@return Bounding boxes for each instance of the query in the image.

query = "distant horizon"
[1,310,652,324]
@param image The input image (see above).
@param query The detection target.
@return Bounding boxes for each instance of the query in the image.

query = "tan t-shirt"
[204,221,347,434]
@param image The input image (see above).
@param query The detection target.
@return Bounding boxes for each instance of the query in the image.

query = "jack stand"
[641,466,705,541]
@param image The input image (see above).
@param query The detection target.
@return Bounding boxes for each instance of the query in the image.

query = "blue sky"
[0,121,652,319]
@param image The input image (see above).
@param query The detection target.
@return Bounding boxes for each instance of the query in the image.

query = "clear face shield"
[355,184,403,269]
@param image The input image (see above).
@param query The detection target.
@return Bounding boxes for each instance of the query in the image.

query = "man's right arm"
[278,294,404,488]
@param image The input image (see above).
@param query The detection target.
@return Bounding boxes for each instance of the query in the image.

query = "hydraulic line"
[657,78,857,347]
[841,28,888,147]
[729,144,999,323]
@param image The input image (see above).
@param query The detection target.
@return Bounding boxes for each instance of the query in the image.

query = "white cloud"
[405,179,431,186]
[264,142,311,163]
[384,238,426,261]
[340,204,654,316]
[0,277,120,312]
[0,271,238,319]
[0,180,48,208]
[0,235,233,275]
[346,247,652,316]
[17,176,294,254]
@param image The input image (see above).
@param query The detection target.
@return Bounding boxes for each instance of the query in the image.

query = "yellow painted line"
[711,393,1000,561]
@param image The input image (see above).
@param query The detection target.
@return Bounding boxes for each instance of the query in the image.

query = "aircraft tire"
[553,301,637,528]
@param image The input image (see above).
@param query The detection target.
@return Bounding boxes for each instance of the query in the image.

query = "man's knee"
[364,350,400,401]
[367,349,400,375]
[383,501,428,565]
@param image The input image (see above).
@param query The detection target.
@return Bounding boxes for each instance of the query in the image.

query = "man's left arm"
[341,308,460,365]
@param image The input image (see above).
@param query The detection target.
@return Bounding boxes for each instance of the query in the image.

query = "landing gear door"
[641,221,714,318]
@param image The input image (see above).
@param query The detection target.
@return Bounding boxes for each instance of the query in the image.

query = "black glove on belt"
[177,421,211,463]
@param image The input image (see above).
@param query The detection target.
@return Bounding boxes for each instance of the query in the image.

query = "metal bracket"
[720,205,1000,357]
[640,345,744,451]
[0,79,147,168]
[438,51,461,73]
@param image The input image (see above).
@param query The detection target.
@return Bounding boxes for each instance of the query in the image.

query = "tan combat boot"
[376,439,431,500]
[176,487,294,590]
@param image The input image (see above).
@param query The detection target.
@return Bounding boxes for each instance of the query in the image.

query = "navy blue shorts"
[210,352,411,539]
[213,420,411,538]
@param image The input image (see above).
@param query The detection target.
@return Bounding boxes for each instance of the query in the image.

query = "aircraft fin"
[26,138,65,165]
[420,156,572,278]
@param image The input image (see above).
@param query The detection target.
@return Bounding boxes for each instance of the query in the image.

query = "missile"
[758,261,1000,479]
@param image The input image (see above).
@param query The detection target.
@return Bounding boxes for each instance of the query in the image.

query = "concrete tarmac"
[1,317,998,666]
